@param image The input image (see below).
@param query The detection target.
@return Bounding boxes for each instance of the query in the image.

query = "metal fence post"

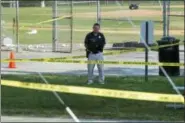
[163,0,167,37]
[70,0,73,53]
[145,21,149,82]
[52,0,57,52]
[163,0,170,37]
[15,0,19,52]
[184,0,185,88]
[0,0,2,111]
[97,0,101,24]
[167,0,170,36]
[0,0,2,49]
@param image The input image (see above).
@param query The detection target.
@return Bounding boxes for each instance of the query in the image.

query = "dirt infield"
[75,9,163,18]
[74,9,183,19]
[141,5,184,8]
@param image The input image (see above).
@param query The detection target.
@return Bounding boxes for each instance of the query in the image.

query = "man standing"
[84,23,106,85]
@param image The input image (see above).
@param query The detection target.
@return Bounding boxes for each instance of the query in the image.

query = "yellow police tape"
[1,80,184,103]
[1,49,139,64]
[110,41,184,52]
[97,41,184,57]
[29,41,175,60]
[152,41,184,49]
[75,41,184,56]
[36,15,71,25]
[18,15,71,29]
[1,58,184,67]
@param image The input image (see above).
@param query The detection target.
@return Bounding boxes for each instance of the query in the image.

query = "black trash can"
[157,36,180,76]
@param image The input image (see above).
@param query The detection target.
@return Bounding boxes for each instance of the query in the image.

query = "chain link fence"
[1,1,16,50]
[1,0,73,52]
[1,1,184,52]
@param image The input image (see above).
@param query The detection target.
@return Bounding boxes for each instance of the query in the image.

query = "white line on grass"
[38,72,80,122]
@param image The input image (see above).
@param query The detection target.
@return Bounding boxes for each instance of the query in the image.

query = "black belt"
[91,51,102,54]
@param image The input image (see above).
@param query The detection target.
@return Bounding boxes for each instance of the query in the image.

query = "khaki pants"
[88,52,104,81]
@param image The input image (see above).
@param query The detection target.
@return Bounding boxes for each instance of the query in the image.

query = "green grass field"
[2,2,184,46]
[1,74,184,121]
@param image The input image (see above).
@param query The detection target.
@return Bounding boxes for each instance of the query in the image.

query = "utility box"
[157,36,180,76]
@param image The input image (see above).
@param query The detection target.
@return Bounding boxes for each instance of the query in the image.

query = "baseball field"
[2,1,184,45]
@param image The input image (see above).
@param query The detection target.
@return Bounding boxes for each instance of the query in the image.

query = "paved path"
[2,116,180,122]
[1,50,184,76]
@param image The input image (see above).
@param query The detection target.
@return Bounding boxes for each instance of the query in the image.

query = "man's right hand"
[86,50,90,58]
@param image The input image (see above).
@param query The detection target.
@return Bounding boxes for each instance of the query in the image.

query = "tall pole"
[70,0,73,53]
[0,0,2,52]
[163,0,170,37]
[184,0,185,88]
[167,0,170,36]
[52,0,57,52]
[163,0,167,37]
[97,0,101,24]
[145,21,149,82]
[0,0,1,111]
[15,0,19,52]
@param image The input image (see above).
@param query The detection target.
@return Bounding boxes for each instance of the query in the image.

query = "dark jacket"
[84,32,106,58]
